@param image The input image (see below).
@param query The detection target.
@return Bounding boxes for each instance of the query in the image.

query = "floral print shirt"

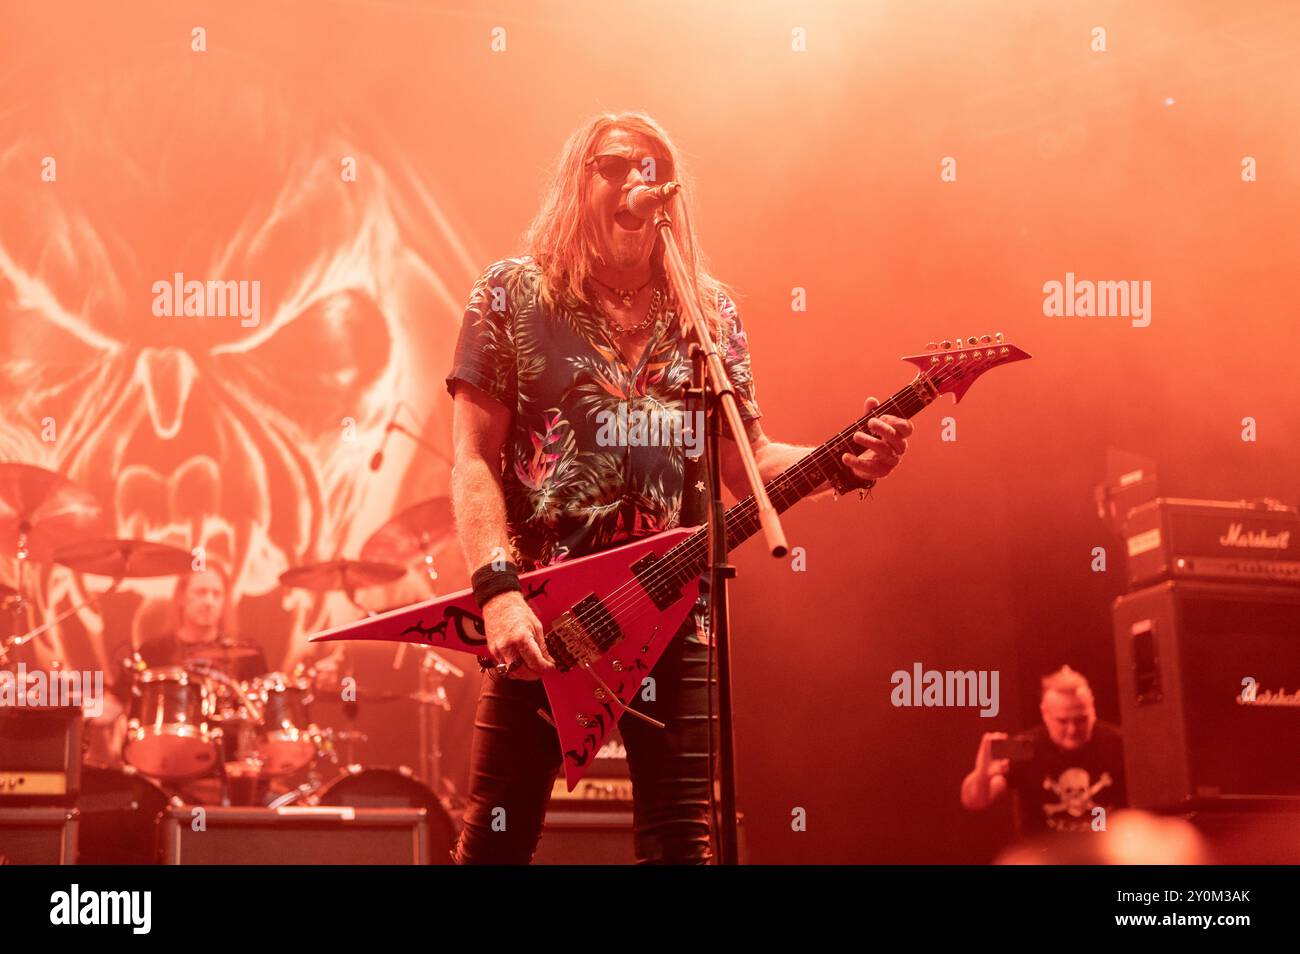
[446,256,762,585]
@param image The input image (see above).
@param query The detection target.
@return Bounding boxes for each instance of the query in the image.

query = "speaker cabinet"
[1112,581,1300,809]
[160,806,432,864]
[534,809,637,864]
[0,807,78,864]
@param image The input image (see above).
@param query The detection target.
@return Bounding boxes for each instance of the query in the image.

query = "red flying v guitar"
[310,334,1030,790]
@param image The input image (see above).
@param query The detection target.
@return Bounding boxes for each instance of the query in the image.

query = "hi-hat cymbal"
[360,497,455,568]
[278,560,405,593]
[0,463,106,563]
[53,538,193,578]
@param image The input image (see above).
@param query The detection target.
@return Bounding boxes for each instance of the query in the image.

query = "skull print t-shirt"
[445,257,762,643]
[1004,721,1127,835]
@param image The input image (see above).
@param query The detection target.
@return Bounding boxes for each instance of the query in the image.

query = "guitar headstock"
[901,333,1031,403]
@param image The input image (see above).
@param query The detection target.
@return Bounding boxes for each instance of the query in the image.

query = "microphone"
[626,181,680,220]
[369,411,399,471]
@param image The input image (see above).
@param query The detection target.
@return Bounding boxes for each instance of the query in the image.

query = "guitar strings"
[576,361,961,639]
[558,357,983,657]
[580,387,917,639]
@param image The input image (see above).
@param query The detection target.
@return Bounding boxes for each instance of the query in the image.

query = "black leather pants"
[451,633,715,864]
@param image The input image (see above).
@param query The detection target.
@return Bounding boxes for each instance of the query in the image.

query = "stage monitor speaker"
[160,806,433,864]
[1176,804,1300,864]
[533,806,747,864]
[0,807,78,864]
[1112,581,1300,809]
[534,808,637,864]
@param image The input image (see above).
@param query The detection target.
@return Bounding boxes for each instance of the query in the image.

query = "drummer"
[112,565,266,699]
[108,565,267,804]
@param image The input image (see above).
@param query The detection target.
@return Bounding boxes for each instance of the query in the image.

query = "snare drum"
[123,667,219,780]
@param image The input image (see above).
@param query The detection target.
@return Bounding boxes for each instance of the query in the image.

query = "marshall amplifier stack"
[1123,497,1299,589]
[0,704,83,864]
[1113,497,1300,844]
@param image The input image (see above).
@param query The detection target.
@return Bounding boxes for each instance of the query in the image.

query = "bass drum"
[313,767,457,864]
[77,764,178,865]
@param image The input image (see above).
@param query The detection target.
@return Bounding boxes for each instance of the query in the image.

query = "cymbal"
[360,497,455,568]
[0,463,106,563]
[53,538,193,578]
[278,560,404,593]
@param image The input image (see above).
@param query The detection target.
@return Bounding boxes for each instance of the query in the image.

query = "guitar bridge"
[550,609,602,669]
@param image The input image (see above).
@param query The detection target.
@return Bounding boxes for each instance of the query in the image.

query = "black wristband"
[472,561,522,609]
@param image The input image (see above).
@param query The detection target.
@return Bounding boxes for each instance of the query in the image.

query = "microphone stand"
[652,196,788,865]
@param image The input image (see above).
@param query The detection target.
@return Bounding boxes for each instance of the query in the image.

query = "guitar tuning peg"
[926,342,939,351]
[994,331,1004,343]
[941,339,952,350]
[967,336,977,346]
[980,334,992,344]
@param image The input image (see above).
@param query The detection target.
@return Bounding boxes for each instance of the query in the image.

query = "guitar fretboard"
[656,376,937,589]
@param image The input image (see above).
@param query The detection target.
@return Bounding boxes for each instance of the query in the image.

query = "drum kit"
[118,658,326,788]
[0,460,465,859]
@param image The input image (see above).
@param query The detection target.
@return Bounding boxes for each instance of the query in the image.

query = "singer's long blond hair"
[522,111,729,339]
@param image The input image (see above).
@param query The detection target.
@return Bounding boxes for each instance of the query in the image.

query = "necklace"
[606,286,662,336]
[593,274,653,308]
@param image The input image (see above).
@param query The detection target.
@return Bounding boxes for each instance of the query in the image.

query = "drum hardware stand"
[190,661,265,722]
[338,578,463,800]
[391,553,440,672]
[413,646,463,798]
[419,553,439,590]
[0,464,110,663]
[264,748,339,809]
[0,588,30,668]
[394,556,464,801]
[334,589,380,765]
[2,575,124,663]
[9,528,37,646]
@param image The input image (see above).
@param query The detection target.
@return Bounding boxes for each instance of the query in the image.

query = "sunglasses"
[587,153,673,183]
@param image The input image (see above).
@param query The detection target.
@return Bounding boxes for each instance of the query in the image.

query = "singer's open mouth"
[614,209,643,231]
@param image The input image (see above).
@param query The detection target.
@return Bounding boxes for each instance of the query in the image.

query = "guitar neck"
[660,374,938,582]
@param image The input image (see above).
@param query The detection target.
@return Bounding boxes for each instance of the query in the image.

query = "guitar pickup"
[630,554,682,611]
[575,594,619,651]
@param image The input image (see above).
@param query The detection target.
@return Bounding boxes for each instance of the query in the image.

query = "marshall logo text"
[1219,523,1290,551]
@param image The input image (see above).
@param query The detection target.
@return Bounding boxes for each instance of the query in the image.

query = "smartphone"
[990,738,1034,762]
